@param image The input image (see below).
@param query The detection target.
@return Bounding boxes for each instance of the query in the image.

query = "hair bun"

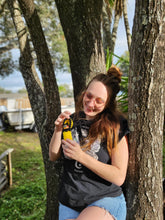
[107,64,122,83]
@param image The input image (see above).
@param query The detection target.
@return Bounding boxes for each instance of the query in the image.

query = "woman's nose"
[87,99,95,107]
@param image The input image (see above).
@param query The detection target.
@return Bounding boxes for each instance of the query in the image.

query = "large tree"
[126,0,165,219]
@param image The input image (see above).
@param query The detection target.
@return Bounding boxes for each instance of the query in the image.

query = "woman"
[49,65,129,220]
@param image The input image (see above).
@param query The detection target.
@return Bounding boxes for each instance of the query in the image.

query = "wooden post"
[7,152,12,186]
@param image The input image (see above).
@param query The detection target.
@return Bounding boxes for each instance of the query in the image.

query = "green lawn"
[0,131,46,220]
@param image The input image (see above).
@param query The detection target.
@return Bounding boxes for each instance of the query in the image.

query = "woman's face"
[83,80,108,120]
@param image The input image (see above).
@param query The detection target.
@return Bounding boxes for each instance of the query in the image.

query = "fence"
[0,148,14,192]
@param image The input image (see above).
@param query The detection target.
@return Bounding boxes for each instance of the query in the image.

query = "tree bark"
[126,0,165,219]
[55,0,106,101]
[111,13,120,54]
[102,0,113,56]
[111,0,122,54]
[122,0,131,52]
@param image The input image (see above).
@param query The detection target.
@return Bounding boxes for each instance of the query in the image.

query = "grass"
[0,131,46,220]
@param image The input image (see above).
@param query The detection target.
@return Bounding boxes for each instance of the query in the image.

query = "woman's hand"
[62,139,84,161]
[55,111,71,131]
[49,111,71,161]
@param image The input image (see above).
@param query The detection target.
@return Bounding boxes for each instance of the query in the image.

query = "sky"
[0,0,135,93]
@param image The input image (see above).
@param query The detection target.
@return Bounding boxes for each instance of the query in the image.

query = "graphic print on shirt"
[71,127,101,173]
[85,139,101,160]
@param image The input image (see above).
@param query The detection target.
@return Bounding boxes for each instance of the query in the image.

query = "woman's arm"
[49,111,71,161]
[62,136,129,186]
[49,128,62,161]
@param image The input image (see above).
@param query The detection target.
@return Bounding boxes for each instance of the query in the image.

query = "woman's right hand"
[49,111,72,161]
[55,111,71,131]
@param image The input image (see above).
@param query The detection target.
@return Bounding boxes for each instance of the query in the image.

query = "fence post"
[7,152,12,186]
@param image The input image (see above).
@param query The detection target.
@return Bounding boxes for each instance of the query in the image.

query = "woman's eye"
[96,98,104,104]
[85,92,105,105]
[86,93,93,99]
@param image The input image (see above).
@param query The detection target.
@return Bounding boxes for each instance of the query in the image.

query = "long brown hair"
[75,65,122,156]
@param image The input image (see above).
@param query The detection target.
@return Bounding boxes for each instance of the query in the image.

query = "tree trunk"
[111,13,120,54]
[122,0,131,52]
[8,0,62,219]
[102,0,113,56]
[126,0,165,219]
[111,0,123,54]
[55,0,106,101]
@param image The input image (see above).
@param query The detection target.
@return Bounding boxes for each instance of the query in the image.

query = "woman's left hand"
[61,139,84,161]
